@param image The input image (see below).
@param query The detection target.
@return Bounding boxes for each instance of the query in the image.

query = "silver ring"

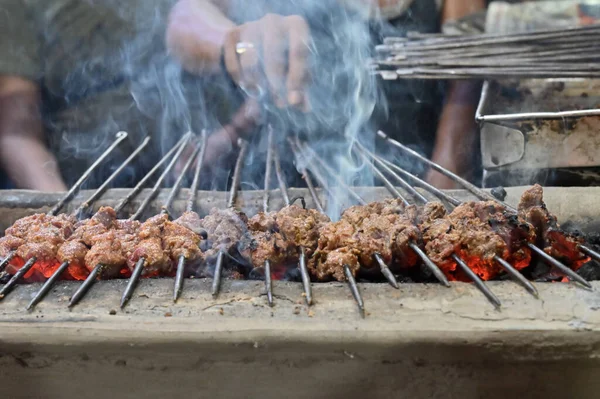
[236,42,255,55]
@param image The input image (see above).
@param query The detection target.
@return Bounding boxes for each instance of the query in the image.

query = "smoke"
[38,0,380,208]
[229,0,380,219]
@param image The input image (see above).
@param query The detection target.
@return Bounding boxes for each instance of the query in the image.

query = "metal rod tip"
[28,261,70,311]
[344,265,365,316]
[375,254,399,289]
[120,258,145,309]
[265,260,274,307]
[211,252,224,299]
[299,248,313,307]
[173,255,186,303]
[453,254,502,309]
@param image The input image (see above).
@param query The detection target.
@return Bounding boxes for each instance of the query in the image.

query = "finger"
[261,18,287,107]
[223,28,242,84]
[202,129,236,169]
[229,99,262,139]
[238,26,262,95]
[285,16,310,108]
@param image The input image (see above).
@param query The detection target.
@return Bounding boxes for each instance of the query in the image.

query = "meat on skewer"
[0,213,77,280]
[197,208,250,279]
[242,205,330,278]
[57,207,124,279]
[128,214,173,277]
[163,211,205,268]
[518,184,589,271]
[0,186,593,284]
[310,199,420,281]
[419,200,536,281]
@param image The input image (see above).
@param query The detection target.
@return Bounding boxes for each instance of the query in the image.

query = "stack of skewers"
[372,24,600,80]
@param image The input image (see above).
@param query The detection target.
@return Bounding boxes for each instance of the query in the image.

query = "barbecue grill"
[1,129,599,399]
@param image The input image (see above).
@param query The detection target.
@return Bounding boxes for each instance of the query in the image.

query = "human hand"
[174,99,261,177]
[222,14,311,111]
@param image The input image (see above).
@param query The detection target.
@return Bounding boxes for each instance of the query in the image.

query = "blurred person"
[168,0,488,189]
[0,0,265,191]
[0,0,485,192]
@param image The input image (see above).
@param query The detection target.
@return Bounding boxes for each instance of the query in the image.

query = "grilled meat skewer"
[310,199,420,281]
[0,214,77,280]
[419,201,536,281]
[196,208,250,280]
[0,186,592,284]
[518,185,589,272]
[243,205,330,278]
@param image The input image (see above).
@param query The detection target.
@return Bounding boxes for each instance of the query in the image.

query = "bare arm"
[166,0,235,74]
[0,76,66,191]
[426,0,486,189]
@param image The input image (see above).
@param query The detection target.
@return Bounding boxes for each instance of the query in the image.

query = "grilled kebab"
[0,186,592,283]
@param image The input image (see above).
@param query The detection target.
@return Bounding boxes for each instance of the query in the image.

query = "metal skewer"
[27,261,70,310]
[68,135,191,308]
[114,133,192,214]
[0,252,16,274]
[211,251,225,298]
[359,145,537,299]
[344,264,365,318]
[1,132,129,303]
[453,255,501,309]
[212,140,249,299]
[261,128,275,307]
[270,135,316,306]
[287,141,373,310]
[120,258,145,308]
[354,147,453,287]
[68,264,102,308]
[121,134,194,309]
[0,257,37,299]
[174,130,208,303]
[49,131,129,216]
[377,130,593,289]
[28,137,152,310]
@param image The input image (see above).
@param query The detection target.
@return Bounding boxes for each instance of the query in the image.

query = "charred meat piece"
[83,218,141,279]
[309,199,420,280]
[240,230,296,270]
[163,212,204,262]
[470,201,536,269]
[310,218,360,281]
[419,200,535,281]
[2,213,77,278]
[197,208,251,279]
[56,241,89,279]
[421,202,507,281]
[57,207,119,279]
[129,214,172,277]
[174,211,207,237]
[275,205,330,254]
[5,213,75,240]
[518,184,588,270]
[200,208,249,260]
[245,205,331,269]
[0,235,25,257]
[310,246,360,282]
[310,200,420,282]
[340,199,405,226]
[12,214,77,262]
[85,231,129,279]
